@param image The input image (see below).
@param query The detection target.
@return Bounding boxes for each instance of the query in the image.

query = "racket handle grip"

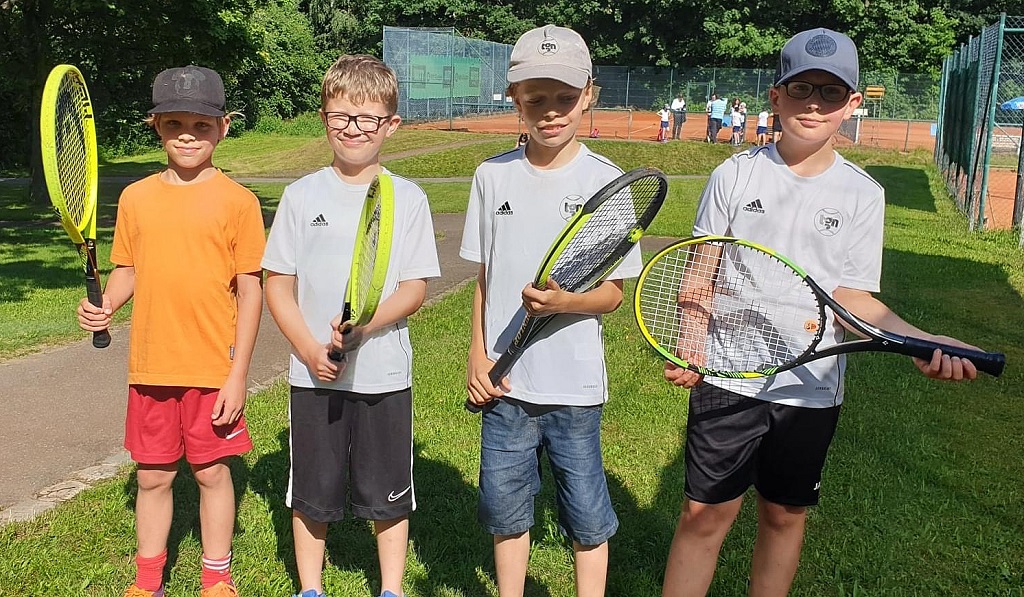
[327,322,353,362]
[901,337,1006,377]
[84,242,110,349]
[464,351,519,414]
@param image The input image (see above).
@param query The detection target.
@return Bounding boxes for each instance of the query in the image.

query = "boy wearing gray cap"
[660,29,978,596]
[460,24,642,597]
[76,66,265,597]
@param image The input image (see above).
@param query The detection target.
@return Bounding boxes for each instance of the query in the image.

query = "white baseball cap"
[507,25,592,89]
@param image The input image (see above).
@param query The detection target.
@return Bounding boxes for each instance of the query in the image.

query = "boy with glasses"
[262,54,440,597]
[660,28,979,596]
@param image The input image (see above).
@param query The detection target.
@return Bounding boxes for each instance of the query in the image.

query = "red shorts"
[125,385,253,465]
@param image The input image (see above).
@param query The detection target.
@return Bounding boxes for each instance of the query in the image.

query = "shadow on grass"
[864,165,935,212]
[123,456,251,585]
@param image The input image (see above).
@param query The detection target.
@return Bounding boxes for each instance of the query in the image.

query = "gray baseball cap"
[775,28,859,90]
[508,25,592,89]
[150,65,226,117]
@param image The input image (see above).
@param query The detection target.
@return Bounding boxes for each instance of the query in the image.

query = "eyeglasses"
[322,112,393,133]
[779,81,852,103]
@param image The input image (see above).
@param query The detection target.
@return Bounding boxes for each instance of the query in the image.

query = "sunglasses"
[779,81,852,103]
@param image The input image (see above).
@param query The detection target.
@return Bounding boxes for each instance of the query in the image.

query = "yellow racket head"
[40,64,99,245]
[346,173,395,325]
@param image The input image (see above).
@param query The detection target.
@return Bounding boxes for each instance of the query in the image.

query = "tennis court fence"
[383,26,938,133]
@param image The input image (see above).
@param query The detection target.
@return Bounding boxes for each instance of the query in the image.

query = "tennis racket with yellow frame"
[328,173,395,361]
[40,64,110,348]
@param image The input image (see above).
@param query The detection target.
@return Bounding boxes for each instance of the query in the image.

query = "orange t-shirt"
[110,172,266,387]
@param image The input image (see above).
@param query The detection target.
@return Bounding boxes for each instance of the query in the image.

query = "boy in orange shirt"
[77,66,266,597]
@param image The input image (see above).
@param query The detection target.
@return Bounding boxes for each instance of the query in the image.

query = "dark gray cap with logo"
[149,65,226,117]
[775,28,859,90]
[508,25,592,89]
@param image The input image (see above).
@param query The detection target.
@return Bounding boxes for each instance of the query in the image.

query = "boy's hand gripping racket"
[328,173,394,362]
[468,167,669,411]
[634,236,1005,378]
[40,64,110,348]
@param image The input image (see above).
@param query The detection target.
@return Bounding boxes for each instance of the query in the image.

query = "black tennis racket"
[328,173,394,362]
[468,167,669,411]
[635,236,1005,378]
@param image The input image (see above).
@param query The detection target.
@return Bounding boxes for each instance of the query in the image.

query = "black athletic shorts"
[684,383,841,507]
[287,386,414,522]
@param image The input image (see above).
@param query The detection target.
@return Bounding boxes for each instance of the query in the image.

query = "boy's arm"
[466,264,505,404]
[265,271,341,382]
[212,271,263,426]
[328,278,427,353]
[521,278,624,317]
[77,265,135,332]
[833,286,979,381]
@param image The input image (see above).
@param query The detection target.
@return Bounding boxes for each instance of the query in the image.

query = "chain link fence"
[936,13,1024,240]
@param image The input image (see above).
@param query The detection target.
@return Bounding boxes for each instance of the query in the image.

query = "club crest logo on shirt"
[560,195,584,220]
[814,208,843,236]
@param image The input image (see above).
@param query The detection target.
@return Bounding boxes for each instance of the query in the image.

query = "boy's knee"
[136,464,177,492]
[757,500,806,531]
[680,499,741,536]
[191,460,231,488]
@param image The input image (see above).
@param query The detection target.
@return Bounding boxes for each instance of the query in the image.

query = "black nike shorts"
[287,386,414,522]
[684,383,841,507]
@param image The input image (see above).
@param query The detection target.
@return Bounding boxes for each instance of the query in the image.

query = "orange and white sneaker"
[123,585,164,597]
[200,581,239,597]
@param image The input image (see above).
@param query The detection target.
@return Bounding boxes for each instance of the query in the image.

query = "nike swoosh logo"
[387,486,411,502]
[225,427,247,440]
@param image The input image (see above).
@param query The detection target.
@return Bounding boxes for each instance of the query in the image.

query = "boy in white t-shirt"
[756,108,770,145]
[460,24,642,597]
[262,54,440,597]
[660,28,981,597]
[658,104,671,142]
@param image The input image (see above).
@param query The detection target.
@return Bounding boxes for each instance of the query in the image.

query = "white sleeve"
[840,191,885,292]
[693,160,736,237]
[398,189,441,281]
[261,185,298,274]
[459,172,486,264]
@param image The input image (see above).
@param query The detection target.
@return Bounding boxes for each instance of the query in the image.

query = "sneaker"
[380,592,401,597]
[293,590,325,597]
[124,586,164,597]
[201,581,239,597]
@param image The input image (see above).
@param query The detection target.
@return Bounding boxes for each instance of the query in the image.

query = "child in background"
[461,24,643,597]
[658,104,671,142]
[756,107,769,145]
[262,55,440,597]
[77,65,265,597]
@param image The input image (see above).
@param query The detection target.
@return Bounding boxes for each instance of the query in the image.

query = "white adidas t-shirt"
[693,144,885,407]
[460,144,644,406]
[262,167,441,393]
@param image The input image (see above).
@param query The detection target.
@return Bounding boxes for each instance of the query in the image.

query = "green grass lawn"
[1,137,1022,595]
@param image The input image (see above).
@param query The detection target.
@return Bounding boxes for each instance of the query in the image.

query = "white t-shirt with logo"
[460,144,644,406]
[693,144,885,407]
[262,167,441,393]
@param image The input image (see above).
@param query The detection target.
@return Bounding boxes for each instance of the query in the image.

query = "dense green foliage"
[3,0,1024,174]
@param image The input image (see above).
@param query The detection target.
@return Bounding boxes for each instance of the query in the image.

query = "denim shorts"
[478,398,618,546]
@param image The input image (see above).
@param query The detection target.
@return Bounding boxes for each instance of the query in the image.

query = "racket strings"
[53,75,91,226]
[353,201,382,316]
[639,241,821,373]
[549,175,664,291]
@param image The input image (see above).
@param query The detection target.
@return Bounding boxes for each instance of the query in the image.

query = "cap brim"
[776,65,857,91]
[149,99,225,117]
[508,65,590,89]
